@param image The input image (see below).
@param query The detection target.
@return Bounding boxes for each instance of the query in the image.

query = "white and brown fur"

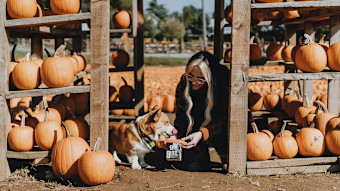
[109,106,177,169]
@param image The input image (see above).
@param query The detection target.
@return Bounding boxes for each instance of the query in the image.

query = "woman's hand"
[181,131,202,149]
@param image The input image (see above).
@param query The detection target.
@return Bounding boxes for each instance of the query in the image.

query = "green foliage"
[146,0,168,20]
[182,5,211,38]
[111,0,132,11]
[159,18,185,41]
[144,13,158,38]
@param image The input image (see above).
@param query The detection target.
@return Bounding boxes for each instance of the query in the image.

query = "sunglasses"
[186,74,207,85]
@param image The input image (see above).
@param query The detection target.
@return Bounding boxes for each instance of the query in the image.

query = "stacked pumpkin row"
[10,45,87,90]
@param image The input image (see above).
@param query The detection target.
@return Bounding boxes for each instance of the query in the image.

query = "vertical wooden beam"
[72,36,82,52]
[328,15,340,115]
[55,37,64,51]
[302,22,315,106]
[31,37,43,59]
[228,0,250,175]
[0,1,11,181]
[133,0,144,116]
[90,0,109,150]
[214,0,224,65]
[284,25,297,95]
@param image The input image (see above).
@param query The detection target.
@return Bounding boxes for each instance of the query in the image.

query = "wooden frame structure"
[219,0,340,175]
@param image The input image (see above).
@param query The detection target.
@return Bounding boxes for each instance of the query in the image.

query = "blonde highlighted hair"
[184,57,214,136]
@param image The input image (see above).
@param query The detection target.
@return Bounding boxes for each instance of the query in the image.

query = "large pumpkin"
[62,118,89,140]
[327,42,340,71]
[12,53,40,90]
[78,138,115,185]
[119,77,134,103]
[8,114,35,152]
[296,125,325,157]
[247,122,273,161]
[50,0,80,15]
[295,34,327,73]
[112,10,131,29]
[7,0,38,19]
[51,122,90,180]
[40,45,75,88]
[111,49,130,68]
[273,121,298,159]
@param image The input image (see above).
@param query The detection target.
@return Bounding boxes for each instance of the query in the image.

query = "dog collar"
[135,122,156,151]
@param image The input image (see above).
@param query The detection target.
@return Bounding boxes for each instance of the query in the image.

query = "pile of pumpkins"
[10,44,87,90]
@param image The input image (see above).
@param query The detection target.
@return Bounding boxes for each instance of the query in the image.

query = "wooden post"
[72,36,82,52]
[0,1,11,181]
[328,15,340,115]
[90,0,110,150]
[214,0,224,65]
[228,0,250,175]
[284,25,297,95]
[302,22,315,106]
[133,0,144,116]
[31,37,43,59]
[55,37,64,51]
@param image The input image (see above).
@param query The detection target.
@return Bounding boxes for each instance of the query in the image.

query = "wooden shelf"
[109,102,136,109]
[109,67,135,72]
[7,150,50,159]
[9,27,89,38]
[5,12,90,28]
[251,1,340,12]
[6,85,90,99]
[109,114,136,120]
[249,72,340,82]
[110,28,132,33]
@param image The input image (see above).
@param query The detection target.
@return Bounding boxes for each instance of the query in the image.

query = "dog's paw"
[140,162,150,168]
[131,163,142,170]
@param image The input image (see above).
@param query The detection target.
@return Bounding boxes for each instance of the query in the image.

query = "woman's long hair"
[184,57,214,136]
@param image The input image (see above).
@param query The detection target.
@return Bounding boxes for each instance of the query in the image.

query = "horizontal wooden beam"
[249,72,340,82]
[247,157,338,169]
[6,85,90,99]
[109,67,135,72]
[110,101,136,109]
[5,13,90,28]
[7,150,50,159]
[251,1,340,12]
[109,114,136,120]
[110,29,132,33]
[282,10,340,25]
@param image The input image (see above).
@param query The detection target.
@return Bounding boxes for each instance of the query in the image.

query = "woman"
[173,51,230,172]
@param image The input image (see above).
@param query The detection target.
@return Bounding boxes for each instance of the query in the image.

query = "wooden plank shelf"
[109,102,136,109]
[8,27,88,38]
[109,114,136,120]
[109,67,135,72]
[5,12,91,28]
[249,72,340,82]
[110,29,132,33]
[7,150,50,159]
[251,1,340,12]
[6,85,90,99]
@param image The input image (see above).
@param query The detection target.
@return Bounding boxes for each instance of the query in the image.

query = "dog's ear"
[149,107,162,122]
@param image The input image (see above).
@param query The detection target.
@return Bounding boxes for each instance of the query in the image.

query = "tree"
[146,0,168,20]
[182,5,211,38]
[111,0,132,11]
[144,13,158,38]
[159,18,185,41]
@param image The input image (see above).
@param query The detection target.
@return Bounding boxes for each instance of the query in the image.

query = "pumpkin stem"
[65,49,72,57]
[319,34,326,44]
[62,121,72,138]
[280,121,287,137]
[272,36,277,44]
[250,36,255,44]
[316,100,328,113]
[54,44,66,57]
[20,113,25,127]
[34,105,40,113]
[315,101,321,114]
[44,108,49,121]
[304,34,314,45]
[94,137,102,152]
[310,121,316,128]
[23,109,33,118]
[42,96,48,110]
[11,44,17,62]
[121,77,128,86]
[44,48,51,57]
[250,122,259,133]
[24,53,31,62]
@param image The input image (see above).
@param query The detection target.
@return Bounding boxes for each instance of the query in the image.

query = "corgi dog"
[109,106,178,169]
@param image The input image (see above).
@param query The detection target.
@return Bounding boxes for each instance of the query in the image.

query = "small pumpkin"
[224,5,232,24]
[119,77,134,103]
[50,0,80,15]
[7,0,38,19]
[327,42,340,71]
[294,95,316,126]
[70,93,89,116]
[267,11,281,20]
[296,124,325,157]
[78,137,115,186]
[250,36,262,62]
[55,95,76,119]
[112,10,131,29]
[247,122,273,161]
[148,95,163,112]
[285,89,303,119]
[313,100,336,136]
[248,90,263,112]
[72,52,88,72]
[112,49,130,68]
[325,127,340,155]
[318,34,329,52]
[266,37,284,61]
[273,121,298,159]
[281,41,295,62]
[283,10,300,19]
[263,85,281,111]
[110,109,124,115]
[8,114,35,152]
[12,53,40,90]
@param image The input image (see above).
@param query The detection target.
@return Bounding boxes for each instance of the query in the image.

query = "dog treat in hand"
[165,139,183,161]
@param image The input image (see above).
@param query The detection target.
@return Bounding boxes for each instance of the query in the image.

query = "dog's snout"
[172,128,178,135]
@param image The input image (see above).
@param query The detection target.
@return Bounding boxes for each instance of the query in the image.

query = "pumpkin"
[148,95,163,112]
[8,114,35,151]
[247,122,273,161]
[325,127,340,155]
[123,109,135,116]
[294,95,316,126]
[283,10,300,19]
[224,49,231,63]
[109,85,119,103]
[267,11,281,20]
[248,90,263,112]
[261,129,274,142]
[50,0,80,15]
[273,121,298,159]
[78,137,115,185]
[285,89,303,119]
[55,95,76,119]
[112,49,130,68]
[62,118,89,140]
[34,3,42,17]
[275,129,293,139]
[48,102,66,121]
[162,95,175,113]
[266,37,284,61]
[314,100,336,136]
[119,77,134,103]
[282,89,298,113]
[224,5,232,24]
[112,10,131,29]
[269,120,282,135]
[296,125,325,157]
[263,85,281,111]
[110,109,124,115]
[72,52,87,72]
[34,108,63,150]
[51,122,90,180]
[326,117,340,135]
[250,36,262,62]
[68,56,80,75]
[327,42,340,71]
[23,110,40,128]
[302,100,324,128]
[7,0,38,19]
[70,93,89,116]
[281,41,295,62]
[40,45,75,88]
[12,53,40,90]
[251,12,265,22]
[295,34,327,73]
[42,96,62,124]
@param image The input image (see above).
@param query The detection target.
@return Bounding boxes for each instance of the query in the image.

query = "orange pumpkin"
[56,95,76,119]
[224,49,231,63]
[273,121,298,159]
[50,0,80,15]
[281,42,295,62]
[248,90,263,112]
[112,10,131,29]
[250,36,262,62]
[296,126,325,157]
[313,100,336,136]
[224,5,232,24]
[263,85,281,111]
[12,53,40,90]
[148,95,163,112]
[326,117,340,135]
[110,109,124,115]
[8,114,35,151]
[70,93,89,116]
[294,95,316,126]
[325,127,340,155]
[327,42,340,71]
[283,10,300,19]
[72,52,88,72]
[247,122,273,161]
[62,118,90,140]
[7,0,38,19]
[119,77,134,103]
[78,138,115,185]
[112,49,130,68]
[266,37,284,61]
[267,11,281,20]
[261,129,274,142]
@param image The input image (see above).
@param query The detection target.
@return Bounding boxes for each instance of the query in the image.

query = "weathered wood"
[251,1,340,12]
[5,12,90,28]
[228,0,249,175]
[214,0,224,65]
[8,28,88,39]
[55,38,64,51]
[72,36,82,52]
[109,67,135,73]
[284,25,297,95]
[328,15,340,115]
[110,29,132,33]
[249,72,340,82]
[109,115,136,120]
[281,9,340,25]
[133,0,144,116]
[90,0,109,151]
[247,157,338,169]
[0,1,11,181]
[7,150,50,159]
[31,36,43,59]
[6,85,90,99]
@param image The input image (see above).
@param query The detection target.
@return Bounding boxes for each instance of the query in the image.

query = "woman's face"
[187,65,207,90]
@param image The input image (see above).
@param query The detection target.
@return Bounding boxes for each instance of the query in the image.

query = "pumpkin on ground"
[273,121,298,159]
[325,123,340,155]
[327,42,340,71]
[8,114,35,152]
[119,77,134,103]
[78,138,115,185]
[12,53,40,90]
[112,10,131,29]
[51,122,90,180]
[7,0,38,19]
[296,124,325,157]
[247,122,273,161]
[50,0,80,15]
